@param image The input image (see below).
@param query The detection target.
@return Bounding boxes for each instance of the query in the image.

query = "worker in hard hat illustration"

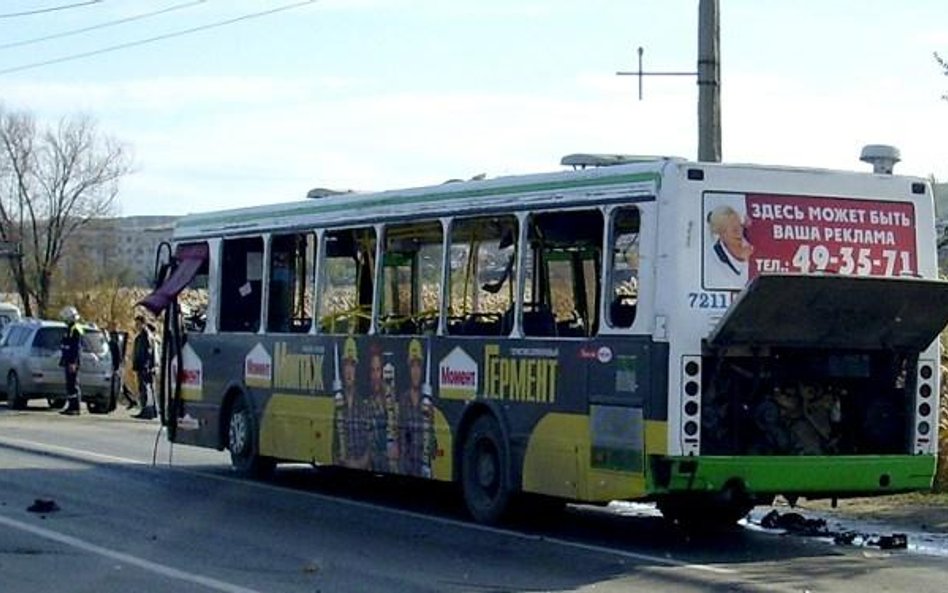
[332,337,370,469]
[398,339,437,477]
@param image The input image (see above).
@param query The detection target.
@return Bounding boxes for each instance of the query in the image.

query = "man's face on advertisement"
[720,213,745,254]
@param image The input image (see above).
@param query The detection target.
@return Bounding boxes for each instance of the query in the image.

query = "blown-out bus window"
[177,243,210,333]
[318,227,376,335]
[608,207,640,329]
[379,221,443,335]
[522,209,603,337]
[220,237,264,333]
[267,232,315,333]
[447,215,518,336]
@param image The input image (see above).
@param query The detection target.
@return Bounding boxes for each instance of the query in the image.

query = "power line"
[0,0,318,75]
[0,0,103,19]
[0,1,208,51]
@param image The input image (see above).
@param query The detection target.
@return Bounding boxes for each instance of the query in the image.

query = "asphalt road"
[1,403,946,593]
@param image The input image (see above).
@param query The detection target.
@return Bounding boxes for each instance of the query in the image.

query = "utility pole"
[617,0,721,162]
[697,0,721,162]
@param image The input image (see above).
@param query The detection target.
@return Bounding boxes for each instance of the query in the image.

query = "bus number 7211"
[688,292,731,309]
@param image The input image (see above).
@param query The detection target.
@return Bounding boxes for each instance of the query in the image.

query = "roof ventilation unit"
[859,144,900,175]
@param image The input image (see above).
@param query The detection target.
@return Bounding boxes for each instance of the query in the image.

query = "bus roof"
[173,157,928,240]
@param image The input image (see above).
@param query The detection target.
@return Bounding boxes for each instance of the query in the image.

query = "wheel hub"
[229,411,248,454]
[475,441,498,490]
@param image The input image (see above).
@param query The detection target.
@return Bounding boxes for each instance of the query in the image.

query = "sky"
[1,0,947,217]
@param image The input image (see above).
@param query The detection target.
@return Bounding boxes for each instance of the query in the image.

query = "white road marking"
[0,513,264,593]
[0,434,736,576]
[0,434,147,465]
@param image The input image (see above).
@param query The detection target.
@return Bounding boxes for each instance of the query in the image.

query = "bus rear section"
[652,170,948,525]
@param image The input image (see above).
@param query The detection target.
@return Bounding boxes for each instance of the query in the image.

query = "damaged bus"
[142,148,948,526]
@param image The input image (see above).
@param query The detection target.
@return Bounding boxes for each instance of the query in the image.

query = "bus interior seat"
[380,316,417,336]
[522,304,556,337]
[610,298,636,328]
[556,312,586,337]
[460,313,502,336]
[501,303,557,337]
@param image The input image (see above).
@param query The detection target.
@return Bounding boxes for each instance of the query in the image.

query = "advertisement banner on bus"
[703,192,917,291]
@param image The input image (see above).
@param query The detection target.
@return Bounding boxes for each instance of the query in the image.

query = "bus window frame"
[511,211,529,339]
[316,225,378,335]
[205,238,222,334]
[602,204,641,333]
[260,233,272,335]
[445,213,520,338]
[521,206,605,339]
[370,222,384,336]
[312,228,326,334]
[219,234,265,334]
[376,219,446,337]
[265,230,317,335]
[437,217,452,337]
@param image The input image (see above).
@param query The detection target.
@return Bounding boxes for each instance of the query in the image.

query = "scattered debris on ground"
[26,499,59,514]
[757,509,907,550]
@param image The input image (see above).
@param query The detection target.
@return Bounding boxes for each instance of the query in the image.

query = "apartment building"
[63,215,178,287]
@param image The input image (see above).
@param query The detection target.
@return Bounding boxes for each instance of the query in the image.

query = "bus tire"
[461,414,512,524]
[226,393,275,480]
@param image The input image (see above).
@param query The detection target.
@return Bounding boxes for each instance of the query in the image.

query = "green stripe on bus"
[651,455,936,494]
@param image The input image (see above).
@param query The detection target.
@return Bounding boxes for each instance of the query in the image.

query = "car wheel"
[226,394,275,479]
[7,372,26,410]
[461,415,512,524]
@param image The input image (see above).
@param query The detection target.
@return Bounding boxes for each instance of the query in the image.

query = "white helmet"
[60,306,80,324]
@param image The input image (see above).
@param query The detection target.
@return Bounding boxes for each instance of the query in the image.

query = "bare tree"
[0,106,132,317]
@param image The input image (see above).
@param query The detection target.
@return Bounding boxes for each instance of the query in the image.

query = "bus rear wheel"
[461,415,512,524]
[226,394,275,480]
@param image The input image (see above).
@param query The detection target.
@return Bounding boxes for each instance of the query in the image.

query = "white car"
[0,318,115,413]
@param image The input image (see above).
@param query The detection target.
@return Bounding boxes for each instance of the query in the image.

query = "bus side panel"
[170,333,247,450]
[173,332,669,503]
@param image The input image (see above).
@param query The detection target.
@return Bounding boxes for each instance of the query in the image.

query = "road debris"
[26,499,59,513]
[757,509,908,550]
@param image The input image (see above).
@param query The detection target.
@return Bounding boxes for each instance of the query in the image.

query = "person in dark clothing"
[59,306,84,415]
[131,314,157,420]
[108,327,136,409]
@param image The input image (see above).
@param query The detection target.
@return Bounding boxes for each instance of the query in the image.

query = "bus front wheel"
[226,394,275,480]
[461,415,512,524]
